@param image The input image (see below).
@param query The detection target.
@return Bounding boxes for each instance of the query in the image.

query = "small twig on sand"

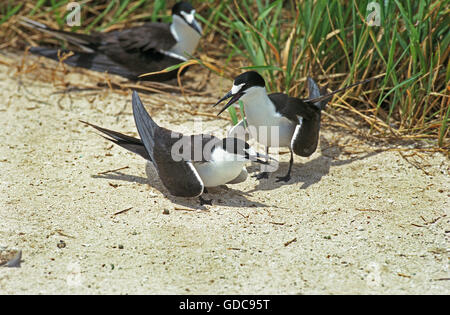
[112,207,133,217]
[412,214,447,227]
[56,229,75,239]
[284,237,297,247]
[270,221,286,225]
[173,207,196,212]
[174,207,209,212]
[237,211,249,219]
[97,166,129,175]
[398,151,431,176]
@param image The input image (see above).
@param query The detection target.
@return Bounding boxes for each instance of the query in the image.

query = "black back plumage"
[23,13,188,81]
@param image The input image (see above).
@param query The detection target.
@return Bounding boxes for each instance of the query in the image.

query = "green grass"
[0,0,448,147]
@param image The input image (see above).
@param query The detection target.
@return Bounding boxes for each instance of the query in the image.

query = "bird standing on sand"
[213,71,376,182]
[82,91,275,205]
[21,2,202,81]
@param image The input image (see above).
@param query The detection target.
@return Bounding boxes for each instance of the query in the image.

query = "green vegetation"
[0,0,448,147]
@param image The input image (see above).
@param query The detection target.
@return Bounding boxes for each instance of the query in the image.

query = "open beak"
[213,91,244,116]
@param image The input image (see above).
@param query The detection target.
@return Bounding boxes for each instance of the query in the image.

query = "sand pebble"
[0,249,22,268]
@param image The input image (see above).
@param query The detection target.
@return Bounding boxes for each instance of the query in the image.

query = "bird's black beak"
[213,91,244,116]
[191,19,203,35]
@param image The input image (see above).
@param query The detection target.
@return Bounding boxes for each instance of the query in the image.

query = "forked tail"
[303,76,380,106]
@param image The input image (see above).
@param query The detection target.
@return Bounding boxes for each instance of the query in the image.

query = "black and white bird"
[21,2,202,81]
[213,71,375,182]
[81,91,274,204]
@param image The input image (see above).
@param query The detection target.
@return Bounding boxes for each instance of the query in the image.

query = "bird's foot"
[199,196,213,206]
[252,172,269,180]
[276,174,291,183]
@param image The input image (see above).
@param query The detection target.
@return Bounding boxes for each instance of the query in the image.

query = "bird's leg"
[199,195,213,206]
[198,188,212,205]
[254,171,269,180]
[252,146,270,180]
[276,148,293,183]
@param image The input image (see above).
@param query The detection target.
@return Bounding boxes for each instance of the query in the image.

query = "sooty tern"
[21,2,202,81]
[82,91,274,205]
[214,71,375,182]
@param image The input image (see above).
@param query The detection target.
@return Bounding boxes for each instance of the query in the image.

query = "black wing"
[269,93,321,123]
[132,91,204,197]
[268,79,326,157]
[97,23,182,79]
[113,22,177,53]
[29,47,140,80]
[289,78,328,156]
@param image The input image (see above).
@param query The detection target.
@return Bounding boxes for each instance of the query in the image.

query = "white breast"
[193,148,246,187]
[241,88,296,148]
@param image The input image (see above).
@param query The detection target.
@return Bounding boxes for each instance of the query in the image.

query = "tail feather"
[80,120,151,161]
[307,77,330,110]
[20,17,99,52]
[19,17,48,30]
[303,76,379,105]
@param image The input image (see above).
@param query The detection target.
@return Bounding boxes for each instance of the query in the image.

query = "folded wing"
[132,91,204,197]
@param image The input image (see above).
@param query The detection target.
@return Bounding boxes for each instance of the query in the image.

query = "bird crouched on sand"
[21,2,202,81]
[81,91,276,205]
[214,71,376,182]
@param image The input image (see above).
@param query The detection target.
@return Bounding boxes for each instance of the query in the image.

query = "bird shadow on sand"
[247,136,382,192]
[92,162,270,210]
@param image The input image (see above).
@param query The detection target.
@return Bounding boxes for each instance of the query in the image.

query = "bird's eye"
[180,11,194,24]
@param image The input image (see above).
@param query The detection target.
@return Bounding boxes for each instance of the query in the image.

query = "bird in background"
[81,91,275,205]
[213,71,377,182]
[21,2,202,81]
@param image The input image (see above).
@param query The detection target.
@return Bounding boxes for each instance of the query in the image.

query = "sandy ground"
[0,53,449,295]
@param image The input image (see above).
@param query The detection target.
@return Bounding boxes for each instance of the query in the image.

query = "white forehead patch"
[231,83,245,94]
[180,10,195,24]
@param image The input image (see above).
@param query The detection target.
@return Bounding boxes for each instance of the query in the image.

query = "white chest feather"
[193,148,246,187]
[169,15,201,58]
[241,88,296,148]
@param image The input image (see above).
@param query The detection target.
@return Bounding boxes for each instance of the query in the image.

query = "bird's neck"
[170,16,201,57]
